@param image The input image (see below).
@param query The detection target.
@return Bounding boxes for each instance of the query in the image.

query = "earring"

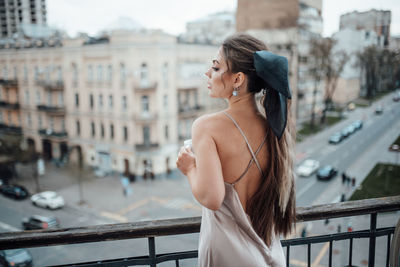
[233,87,239,96]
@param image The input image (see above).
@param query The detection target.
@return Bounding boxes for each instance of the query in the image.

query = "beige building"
[237,0,324,126]
[0,29,220,179]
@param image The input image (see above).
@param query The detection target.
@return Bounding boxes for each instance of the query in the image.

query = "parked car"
[316,165,338,181]
[296,159,320,177]
[0,249,33,267]
[329,132,343,144]
[31,191,65,209]
[375,106,383,115]
[352,120,363,130]
[22,215,60,230]
[393,92,400,102]
[0,184,29,200]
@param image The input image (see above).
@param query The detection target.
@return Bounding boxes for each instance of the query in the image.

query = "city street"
[0,91,399,266]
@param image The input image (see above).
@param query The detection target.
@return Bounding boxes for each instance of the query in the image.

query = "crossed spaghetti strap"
[223,111,267,185]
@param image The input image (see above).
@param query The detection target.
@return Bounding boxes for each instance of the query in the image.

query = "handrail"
[0,195,399,250]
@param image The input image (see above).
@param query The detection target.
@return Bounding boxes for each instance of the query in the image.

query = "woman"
[176,33,296,267]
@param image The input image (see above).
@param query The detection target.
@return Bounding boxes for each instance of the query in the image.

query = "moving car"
[0,249,33,267]
[296,159,320,177]
[31,191,65,209]
[329,132,343,144]
[316,165,338,181]
[0,184,29,200]
[375,106,383,115]
[22,215,60,230]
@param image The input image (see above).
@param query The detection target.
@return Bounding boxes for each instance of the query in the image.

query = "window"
[141,95,149,113]
[165,125,169,140]
[34,66,39,81]
[7,111,12,125]
[140,63,148,87]
[2,66,7,79]
[162,62,168,88]
[88,65,93,82]
[110,124,114,139]
[122,95,127,111]
[47,91,51,106]
[99,94,103,109]
[50,117,54,131]
[58,92,64,107]
[0,112,2,123]
[76,120,80,136]
[72,63,78,86]
[143,126,150,145]
[75,93,79,107]
[163,94,168,109]
[44,66,50,81]
[35,91,40,105]
[90,94,94,109]
[23,66,28,81]
[57,66,62,82]
[120,63,126,85]
[109,95,113,109]
[27,114,32,128]
[91,122,95,137]
[101,123,104,138]
[107,65,112,83]
[123,126,128,142]
[38,115,42,129]
[61,119,65,132]
[97,65,103,82]
[25,90,29,105]
[13,66,17,80]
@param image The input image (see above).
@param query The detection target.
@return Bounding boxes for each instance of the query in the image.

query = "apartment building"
[236,0,324,126]
[0,29,219,179]
[339,9,391,47]
[0,0,47,39]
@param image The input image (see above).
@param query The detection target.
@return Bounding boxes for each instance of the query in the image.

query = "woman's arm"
[177,116,225,210]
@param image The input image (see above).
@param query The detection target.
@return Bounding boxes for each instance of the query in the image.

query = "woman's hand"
[176,146,196,176]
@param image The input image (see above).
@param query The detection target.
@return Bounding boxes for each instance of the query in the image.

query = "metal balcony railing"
[0,196,398,267]
[0,101,20,109]
[36,80,64,91]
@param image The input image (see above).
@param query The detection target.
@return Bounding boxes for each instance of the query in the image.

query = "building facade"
[237,0,324,126]
[0,29,220,179]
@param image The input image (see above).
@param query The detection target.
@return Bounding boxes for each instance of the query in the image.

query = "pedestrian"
[337,224,342,233]
[342,172,347,184]
[341,193,346,202]
[176,33,295,267]
[351,177,356,187]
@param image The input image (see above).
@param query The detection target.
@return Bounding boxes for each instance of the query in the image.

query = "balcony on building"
[135,142,159,151]
[0,101,20,110]
[178,104,203,118]
[134,112,158,122]
[38,128,68,139]
[36,80,64,91]
[0,196,398,266]
[134,81,157,93]
[0,78,18,88]
[36,105,66,115]
[0,123,22,135]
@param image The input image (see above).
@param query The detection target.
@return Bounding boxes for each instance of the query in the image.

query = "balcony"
[36,80,64,91]
[0,101,20,110]
[38,129,68,139]
[37,105,66,115]
[0,123,22,134]
[178,104,203,118]
[0,79,18,88]
[0,196,398,266]
[134,82,157,93]
[135,143,159,151]
[134,112,158,122]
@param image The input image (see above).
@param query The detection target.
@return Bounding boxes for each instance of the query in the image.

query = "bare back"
[208,109,269,212]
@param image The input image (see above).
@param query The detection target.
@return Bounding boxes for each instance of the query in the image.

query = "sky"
[47,0,400,38]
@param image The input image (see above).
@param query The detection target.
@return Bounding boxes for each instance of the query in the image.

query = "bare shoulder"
[192,111,228,134]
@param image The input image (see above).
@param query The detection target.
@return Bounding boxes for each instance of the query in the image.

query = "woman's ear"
[233,72,246,89]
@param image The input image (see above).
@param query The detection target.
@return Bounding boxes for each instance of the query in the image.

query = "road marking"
[0,221,19,232]
[116,198,150,216]
[297,180,317,198]
[312,242,330,267]
[100,211,128,223]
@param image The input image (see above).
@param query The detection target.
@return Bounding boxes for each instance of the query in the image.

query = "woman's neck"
[227,92,259,113]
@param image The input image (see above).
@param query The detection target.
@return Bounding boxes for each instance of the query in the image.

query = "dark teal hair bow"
[253,51,292,140]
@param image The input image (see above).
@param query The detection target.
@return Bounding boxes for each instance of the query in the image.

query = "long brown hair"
[222,33,296,246]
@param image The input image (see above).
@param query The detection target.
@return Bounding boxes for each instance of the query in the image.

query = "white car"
[296,159,320,177]
[31,191,65,209]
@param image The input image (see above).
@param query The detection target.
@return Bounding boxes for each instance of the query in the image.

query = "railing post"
[148,237,156,267]
[369,212,377,267]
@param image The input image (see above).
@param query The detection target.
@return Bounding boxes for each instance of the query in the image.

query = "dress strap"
[223,111,266,179]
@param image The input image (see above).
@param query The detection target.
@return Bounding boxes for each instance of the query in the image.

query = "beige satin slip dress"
[198,112,286,267]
